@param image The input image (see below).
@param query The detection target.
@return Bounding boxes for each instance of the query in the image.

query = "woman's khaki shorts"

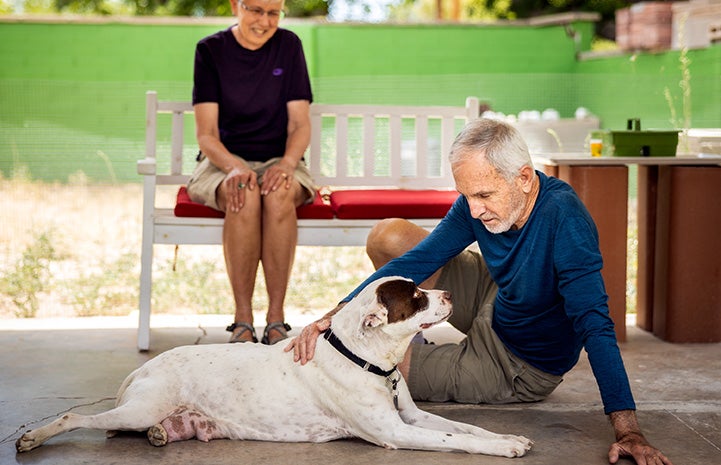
[407,249,563,404]
[186,155,316,211]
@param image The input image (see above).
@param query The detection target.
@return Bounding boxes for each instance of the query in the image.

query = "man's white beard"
[482,191,525,234]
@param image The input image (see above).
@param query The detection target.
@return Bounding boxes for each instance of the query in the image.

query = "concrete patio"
[1,314,719,465]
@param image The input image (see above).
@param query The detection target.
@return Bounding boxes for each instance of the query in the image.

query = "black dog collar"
[322,329,397,378]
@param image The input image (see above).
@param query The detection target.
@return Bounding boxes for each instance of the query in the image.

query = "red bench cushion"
[174,186,333,220]
[297,191,334,219]
[174,186,224,218]
[329,189,459,220]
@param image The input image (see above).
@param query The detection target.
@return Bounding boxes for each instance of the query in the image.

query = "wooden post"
[557,165,629,342]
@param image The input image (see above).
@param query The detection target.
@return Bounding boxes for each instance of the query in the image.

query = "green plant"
[63,252,139,317]
[545,128,564,153]
[663,12,692,153]
[287,246,373,313]
[626,202,638,315]
[150,245,373,316]
[0,232,57,318]
[152,254,234,314]
[591,37,618,52]
[95,150,118,185]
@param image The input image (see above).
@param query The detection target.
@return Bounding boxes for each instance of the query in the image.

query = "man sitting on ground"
[287,118,673,465]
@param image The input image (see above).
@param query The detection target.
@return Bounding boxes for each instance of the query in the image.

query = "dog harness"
[322,329,401,409]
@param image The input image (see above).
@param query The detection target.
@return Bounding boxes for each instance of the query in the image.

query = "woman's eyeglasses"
[239,2,286,21]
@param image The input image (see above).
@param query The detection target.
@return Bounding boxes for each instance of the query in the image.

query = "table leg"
[557,165,629,342]
[636,165,657,331]
[652,166,721,342]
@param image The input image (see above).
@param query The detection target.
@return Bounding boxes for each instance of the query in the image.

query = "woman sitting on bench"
[187,0,315,345]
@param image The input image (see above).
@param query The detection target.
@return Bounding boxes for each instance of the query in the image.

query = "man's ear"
[519,164,536,194]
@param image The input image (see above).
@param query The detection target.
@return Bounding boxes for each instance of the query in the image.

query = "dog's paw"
[15,432,39,453]
[497,434,533,458]
[147,424,169,447]
[514,434,533,450]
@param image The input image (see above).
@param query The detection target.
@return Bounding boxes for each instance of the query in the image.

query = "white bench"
[136,91,480,350]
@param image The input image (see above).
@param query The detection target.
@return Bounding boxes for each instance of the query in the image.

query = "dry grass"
[0,171,638,321]
[0,173,374,321]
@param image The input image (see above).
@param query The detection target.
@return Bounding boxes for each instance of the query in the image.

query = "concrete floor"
[1,316,720,465]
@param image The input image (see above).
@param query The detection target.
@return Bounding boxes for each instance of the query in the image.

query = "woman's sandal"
[261,322,292,345]
[226,322,258,343]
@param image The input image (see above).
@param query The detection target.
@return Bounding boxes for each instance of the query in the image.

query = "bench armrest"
[137,158,157,175]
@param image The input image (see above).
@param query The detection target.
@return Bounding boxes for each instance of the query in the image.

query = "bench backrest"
[144,91,479,190]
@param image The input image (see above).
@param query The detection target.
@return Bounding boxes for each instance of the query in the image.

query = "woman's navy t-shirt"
[193,27,313,161]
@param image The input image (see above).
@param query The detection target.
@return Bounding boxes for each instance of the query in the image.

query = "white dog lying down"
[16,276,532,457]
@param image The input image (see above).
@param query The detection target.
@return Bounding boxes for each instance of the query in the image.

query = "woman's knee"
[260,186,300,222]
[221,188,261,220]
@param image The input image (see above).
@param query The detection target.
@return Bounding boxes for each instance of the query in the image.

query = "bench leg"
[138,238,153,351]
[138,244,152,352]
[137,179,155,352]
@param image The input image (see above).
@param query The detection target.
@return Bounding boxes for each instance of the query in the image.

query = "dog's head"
[329,276,452,369]
[352,276,452,336]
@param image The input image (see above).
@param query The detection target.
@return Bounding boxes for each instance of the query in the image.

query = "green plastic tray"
[599,119,679,157]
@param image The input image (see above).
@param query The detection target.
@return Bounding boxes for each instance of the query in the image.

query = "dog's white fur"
[16,276,532,456]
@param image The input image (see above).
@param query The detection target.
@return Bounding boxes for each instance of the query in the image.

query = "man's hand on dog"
[285,318,329,364]
[286,303,345,364]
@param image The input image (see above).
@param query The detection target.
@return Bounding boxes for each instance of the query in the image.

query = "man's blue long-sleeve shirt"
[343,171,635,414]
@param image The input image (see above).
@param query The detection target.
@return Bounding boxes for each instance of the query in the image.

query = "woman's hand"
[261,159,295,196]
[224,166,256,213]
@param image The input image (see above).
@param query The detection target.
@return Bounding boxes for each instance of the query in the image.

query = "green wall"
[308,21,592,113]
[0,17,718,182]
[575,46,721,130]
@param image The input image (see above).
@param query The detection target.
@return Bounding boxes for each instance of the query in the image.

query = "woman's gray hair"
[449,117,533,181]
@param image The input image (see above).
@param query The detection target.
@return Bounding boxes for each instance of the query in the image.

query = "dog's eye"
[412,290,429,311]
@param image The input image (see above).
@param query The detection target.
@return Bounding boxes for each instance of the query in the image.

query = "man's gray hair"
[449,118,533,181]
